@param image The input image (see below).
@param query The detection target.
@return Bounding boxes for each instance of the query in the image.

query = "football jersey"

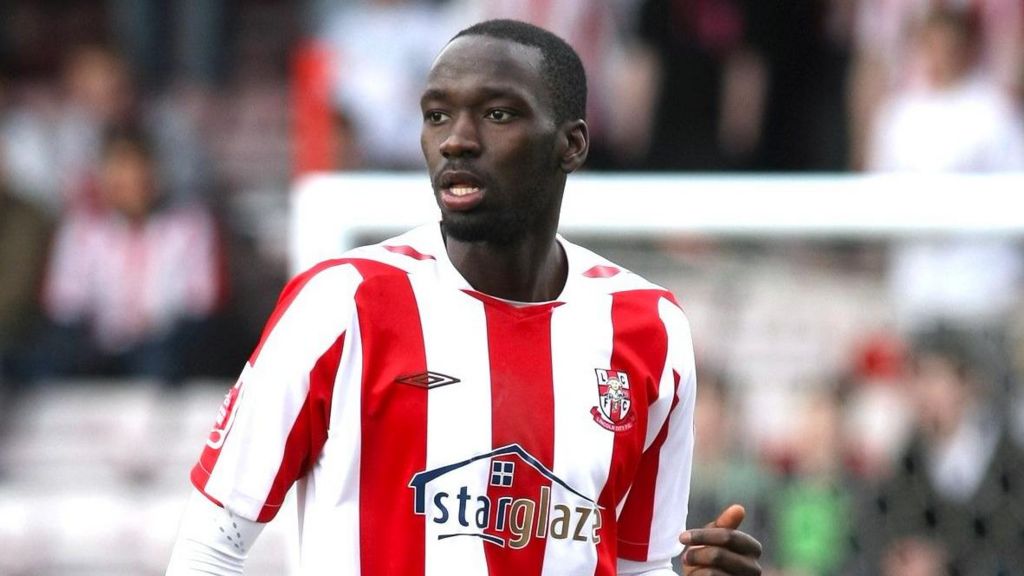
[191,223,696,575]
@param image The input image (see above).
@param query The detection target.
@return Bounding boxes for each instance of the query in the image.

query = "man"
[167,20,761,575]
[37,125,222,384]
[863,326,1024,575]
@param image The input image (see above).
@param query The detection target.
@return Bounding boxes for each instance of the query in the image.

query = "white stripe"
[298,300,365,574]
[541,295,616,575]
[416,279,493,576]
[644,299,697,561]
[643,299,680,451]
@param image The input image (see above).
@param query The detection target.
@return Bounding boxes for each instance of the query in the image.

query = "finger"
[683,543,763,571]
[679,528,763,557]
[708,503,745,530]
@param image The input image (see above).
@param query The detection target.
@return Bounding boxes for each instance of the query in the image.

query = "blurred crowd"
[2,1,1024,575]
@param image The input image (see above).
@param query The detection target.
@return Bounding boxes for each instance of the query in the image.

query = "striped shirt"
[192,223,696,575]
[44,204,221,352]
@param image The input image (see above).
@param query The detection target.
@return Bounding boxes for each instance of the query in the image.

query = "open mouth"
[439,171,486,211]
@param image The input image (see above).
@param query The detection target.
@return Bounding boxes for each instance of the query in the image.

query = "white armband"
[165,489,266,575]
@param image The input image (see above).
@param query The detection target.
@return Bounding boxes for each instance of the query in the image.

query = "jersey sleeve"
[190,260,362,522]
[616,296,697,563]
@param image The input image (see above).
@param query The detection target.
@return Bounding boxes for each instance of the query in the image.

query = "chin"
[442,214,523,246]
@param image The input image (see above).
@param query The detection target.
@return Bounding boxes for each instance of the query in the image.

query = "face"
[918,21,971,87]
[420,35,586,245]
[101,142,156,221]
[910,354,970,439]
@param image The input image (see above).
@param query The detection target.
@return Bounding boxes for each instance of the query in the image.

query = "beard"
[439,169,557,246]
[441,206,532,245]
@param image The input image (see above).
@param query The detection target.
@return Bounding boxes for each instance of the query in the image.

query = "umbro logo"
[395,371,461,389]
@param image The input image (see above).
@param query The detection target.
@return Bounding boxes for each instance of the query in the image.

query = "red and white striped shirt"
[191,223,696,575]
[44,204,221,352]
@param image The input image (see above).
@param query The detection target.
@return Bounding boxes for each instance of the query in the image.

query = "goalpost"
[290,172,1024,273]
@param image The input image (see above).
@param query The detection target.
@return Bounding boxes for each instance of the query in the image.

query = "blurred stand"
[0,44,213,213]
[106,0,230,91]
[312,0,456,170]
[446,0,637,169]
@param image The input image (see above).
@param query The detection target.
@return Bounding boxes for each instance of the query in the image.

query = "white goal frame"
[291,172,1024,273]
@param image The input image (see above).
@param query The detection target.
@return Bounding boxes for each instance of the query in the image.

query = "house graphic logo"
[408,444,603,549]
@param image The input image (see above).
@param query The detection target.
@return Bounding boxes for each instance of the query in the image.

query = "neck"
[443,225,567,302]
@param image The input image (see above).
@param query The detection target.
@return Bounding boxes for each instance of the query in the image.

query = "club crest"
[590,369,636,432]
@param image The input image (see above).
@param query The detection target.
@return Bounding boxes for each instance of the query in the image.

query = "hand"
[679,504,762,575]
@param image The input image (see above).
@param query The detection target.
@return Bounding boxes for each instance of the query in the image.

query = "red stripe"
[384,244,437,261]
[358,273,428,576]
[481,299,557,575]
[617,370,682,560]
[582,265,621,278]
[593,290,671,573]
[257,332,346,521]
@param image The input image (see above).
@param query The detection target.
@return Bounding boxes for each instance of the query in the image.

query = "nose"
[439,113,481,158]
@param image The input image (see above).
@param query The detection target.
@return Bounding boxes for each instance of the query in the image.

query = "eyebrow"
[420,85,531,107]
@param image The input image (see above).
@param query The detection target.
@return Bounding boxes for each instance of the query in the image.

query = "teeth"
[449,186,479,197]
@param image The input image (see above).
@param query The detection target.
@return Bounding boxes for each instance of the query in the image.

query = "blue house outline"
[408,443,599,515]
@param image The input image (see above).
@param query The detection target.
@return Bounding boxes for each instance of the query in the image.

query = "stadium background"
[1,1,1024,575]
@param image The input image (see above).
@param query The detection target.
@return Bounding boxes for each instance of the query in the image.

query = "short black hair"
[451,19,587,124]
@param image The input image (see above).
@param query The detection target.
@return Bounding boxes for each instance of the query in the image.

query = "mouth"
[438,170,486,212]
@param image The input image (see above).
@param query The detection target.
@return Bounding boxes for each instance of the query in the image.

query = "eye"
[485,109,516,123]
[424,111,448,124]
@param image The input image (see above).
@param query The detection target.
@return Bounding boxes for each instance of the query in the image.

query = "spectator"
[634,0,764,171]
[867,8,1024,171]
[34,125,223,384]
[743,0,854,171]
[772,385,856,575]
[861,325,1024,576]
[867,8,1024,335]
[850,0,1023,169]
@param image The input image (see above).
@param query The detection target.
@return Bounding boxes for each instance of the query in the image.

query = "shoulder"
[286,224,443,300]
[561,237,691,346]
[561,236,680,306]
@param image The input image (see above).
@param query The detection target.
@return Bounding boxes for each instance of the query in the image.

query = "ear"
[559,119,589,174]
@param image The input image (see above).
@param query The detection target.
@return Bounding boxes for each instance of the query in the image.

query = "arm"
[613,300,760,575]
[168,260,362,572]
[165,490,265,575]
[615,297,698,567]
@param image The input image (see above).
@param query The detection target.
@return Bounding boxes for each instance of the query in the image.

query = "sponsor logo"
[395,371,461,390]
[590,369,635,432]
[206,372,246,449]
[409,444,602,549]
